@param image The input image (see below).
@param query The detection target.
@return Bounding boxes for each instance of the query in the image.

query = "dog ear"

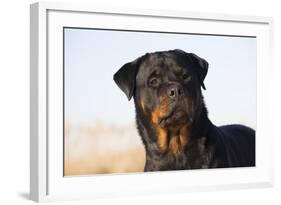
[113,59,139,100]
[189,53,209,90]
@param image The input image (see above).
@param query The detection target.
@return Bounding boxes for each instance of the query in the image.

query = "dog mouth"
[158,108,189,128]
[153,95,192,129]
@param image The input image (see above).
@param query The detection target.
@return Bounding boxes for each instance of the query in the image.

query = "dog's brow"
[148,67,162,77]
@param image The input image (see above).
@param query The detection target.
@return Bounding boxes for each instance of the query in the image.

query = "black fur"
[114,49,255,172]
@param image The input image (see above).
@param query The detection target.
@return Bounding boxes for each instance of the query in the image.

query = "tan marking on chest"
[157,127,168,151]
[168,125,189,156]
[151,107,168,151]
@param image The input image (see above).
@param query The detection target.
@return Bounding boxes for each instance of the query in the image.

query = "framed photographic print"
[30,2,274,202]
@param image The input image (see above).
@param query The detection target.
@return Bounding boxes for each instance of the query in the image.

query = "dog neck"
[136,102,211,171]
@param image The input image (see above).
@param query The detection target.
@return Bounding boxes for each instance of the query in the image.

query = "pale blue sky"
[64,28,256,129]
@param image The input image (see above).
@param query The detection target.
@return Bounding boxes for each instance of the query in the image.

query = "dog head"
[114,49,208,127]
[114,49,208,153]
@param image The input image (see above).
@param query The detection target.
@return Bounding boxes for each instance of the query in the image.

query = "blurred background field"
[64,122,145,176]
[64,28,256,176]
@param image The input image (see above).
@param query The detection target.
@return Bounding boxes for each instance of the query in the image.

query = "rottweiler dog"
[113,49,255,172]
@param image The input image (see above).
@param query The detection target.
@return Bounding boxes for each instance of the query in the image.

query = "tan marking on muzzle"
[151,95,170,124]
[151,108,160,124]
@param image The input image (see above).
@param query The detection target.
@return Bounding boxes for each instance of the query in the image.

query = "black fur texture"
[114,49,255,172]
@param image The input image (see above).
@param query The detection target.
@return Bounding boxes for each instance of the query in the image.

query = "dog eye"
[182,73,191,82]
[149,77,159,87]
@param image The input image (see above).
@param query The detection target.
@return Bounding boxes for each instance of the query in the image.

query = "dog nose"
[167,84,183,99]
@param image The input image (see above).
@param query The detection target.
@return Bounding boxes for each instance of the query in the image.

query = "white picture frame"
[30,2,274,202]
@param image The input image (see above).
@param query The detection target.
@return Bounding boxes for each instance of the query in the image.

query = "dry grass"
[64,122,145,176]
